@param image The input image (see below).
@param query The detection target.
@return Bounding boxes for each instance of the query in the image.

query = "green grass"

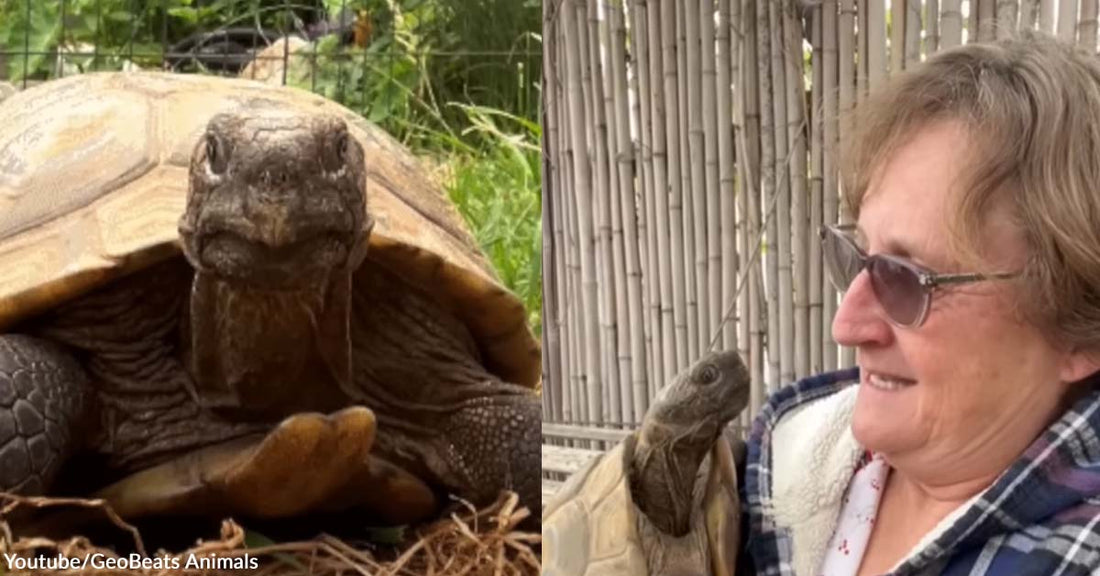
[441,104,542,336]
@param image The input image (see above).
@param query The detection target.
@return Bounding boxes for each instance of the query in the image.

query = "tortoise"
[0,71,541,525]
[542,350,750,576]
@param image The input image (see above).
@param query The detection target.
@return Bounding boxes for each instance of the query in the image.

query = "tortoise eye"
[206,134,227,175]
[324,131,350,173]
[321,130,349,173]
[696,365,720,385]
[337,133,349,163]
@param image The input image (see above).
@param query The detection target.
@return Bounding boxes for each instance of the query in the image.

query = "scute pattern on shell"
[542,442,649,576]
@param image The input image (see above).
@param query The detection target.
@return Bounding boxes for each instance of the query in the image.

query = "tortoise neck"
[184,270,354,419]
[629,419,720,536]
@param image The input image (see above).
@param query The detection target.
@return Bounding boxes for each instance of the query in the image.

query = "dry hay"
[0,491,540,576]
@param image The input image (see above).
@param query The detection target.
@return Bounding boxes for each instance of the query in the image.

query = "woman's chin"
[851,384,921,454]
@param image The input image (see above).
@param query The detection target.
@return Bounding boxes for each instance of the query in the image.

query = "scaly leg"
[0,335,91,494]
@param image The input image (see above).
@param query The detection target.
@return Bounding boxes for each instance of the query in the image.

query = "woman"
[743,33,1100,575]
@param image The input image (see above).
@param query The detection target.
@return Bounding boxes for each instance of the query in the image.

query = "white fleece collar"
[768,385,864,576]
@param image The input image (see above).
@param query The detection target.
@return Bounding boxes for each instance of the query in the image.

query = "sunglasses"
[820,224,1017,328]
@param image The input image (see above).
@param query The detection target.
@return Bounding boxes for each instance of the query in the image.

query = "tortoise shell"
[543,435,741,576]
[0,71,539,389]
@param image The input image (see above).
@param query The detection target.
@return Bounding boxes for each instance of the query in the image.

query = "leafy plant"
[443,104,542,335]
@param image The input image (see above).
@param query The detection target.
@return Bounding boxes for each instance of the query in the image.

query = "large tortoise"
[0,72,541,524]
[543,350,749,575]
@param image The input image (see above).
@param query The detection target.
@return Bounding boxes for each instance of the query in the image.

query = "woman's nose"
[832,269,893,348]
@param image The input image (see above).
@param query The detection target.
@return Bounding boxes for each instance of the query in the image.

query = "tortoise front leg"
[0,335,91,494]
[95,406,382,519]
[443,386,541,517]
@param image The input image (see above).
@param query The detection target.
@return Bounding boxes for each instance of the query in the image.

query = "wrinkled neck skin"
[184,269,355,421]
[629,417,721,536]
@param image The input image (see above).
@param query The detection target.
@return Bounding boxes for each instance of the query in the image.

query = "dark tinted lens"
[823,228,863,291]
[868,256,925,326]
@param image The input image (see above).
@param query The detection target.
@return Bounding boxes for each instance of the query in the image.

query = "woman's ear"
[1059,348,1100,385]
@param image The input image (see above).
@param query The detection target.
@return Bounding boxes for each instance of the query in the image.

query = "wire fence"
[0,0,542,148]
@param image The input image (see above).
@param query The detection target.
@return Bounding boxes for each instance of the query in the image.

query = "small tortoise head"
[179,109,369,289]
[650,349,750,430]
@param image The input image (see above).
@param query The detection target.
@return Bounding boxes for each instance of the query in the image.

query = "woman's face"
[833,121,1088,480]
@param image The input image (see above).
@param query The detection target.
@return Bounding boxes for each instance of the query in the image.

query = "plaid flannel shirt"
[742,369,1100,576]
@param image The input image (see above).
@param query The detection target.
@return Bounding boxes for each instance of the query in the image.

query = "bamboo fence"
[541,0,1100,432]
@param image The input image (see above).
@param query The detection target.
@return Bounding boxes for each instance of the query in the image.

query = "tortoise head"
[179,109,370,289]
[649,349,750,431]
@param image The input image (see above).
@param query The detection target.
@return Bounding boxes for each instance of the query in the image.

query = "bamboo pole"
[578,0,598,429]
[677,0,700,367]
[1020,0,1039,30]
[942,0,963,48]
[563,119,581,428]
[906,0,921,65]
[1040,0,1055,35]
[609,0,647,424]
[772,0,793,387]
[763,0,782,391]
[584,0,620,425]
[718,0,738,352]
[1059,0,1079,42]
[739,0,765,415]
[566,14,587,433]
[891,0,906,73]
[844,0,865,369]
[822,0,840,373]
[810,0,827,375]
[969,0,980,41]
[555,20,575,426]
[831,0,853,372]
[597,0,630,425]
[979,0,996,42]
[562,0,601,426]
[596,0,631,424]
[662,0,689,376]
[635,0,664,403]
[687,0,709,358]
[975,0,992,41]
[867,0,887,89]
[858,0,868,101]
[927,0,941,54]
[739,0,765,413]
[629,0,660,407]
[543,0,562,423]
[702,0,722,354]
[997,0,1019,38]
[1079,0,1097,50]
[650,0,676,395]
[785,3,809,381]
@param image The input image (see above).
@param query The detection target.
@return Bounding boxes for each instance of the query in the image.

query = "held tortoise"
[542,350,750,576]
[0,72,541,524]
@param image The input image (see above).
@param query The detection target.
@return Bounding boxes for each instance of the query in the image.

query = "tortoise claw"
[95,406,377,519]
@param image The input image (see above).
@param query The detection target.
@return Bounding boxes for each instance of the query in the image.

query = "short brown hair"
[841,32,1100,351]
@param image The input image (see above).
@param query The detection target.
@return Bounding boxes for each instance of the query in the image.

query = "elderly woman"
[743,33,1100,575]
